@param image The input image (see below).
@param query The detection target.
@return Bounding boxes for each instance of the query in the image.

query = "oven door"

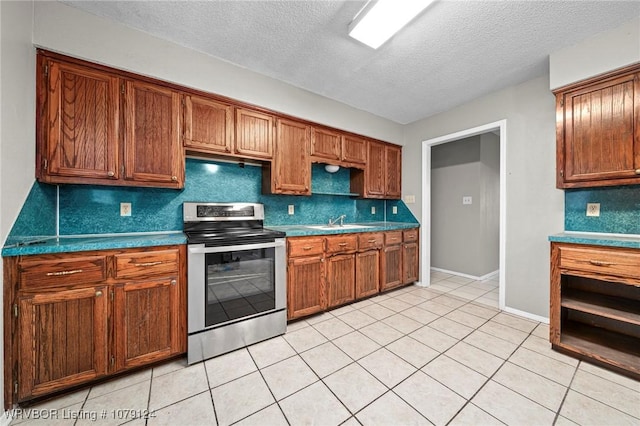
[187,239,285,334]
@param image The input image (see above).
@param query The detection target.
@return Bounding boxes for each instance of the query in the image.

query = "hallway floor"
[11,272,639,426]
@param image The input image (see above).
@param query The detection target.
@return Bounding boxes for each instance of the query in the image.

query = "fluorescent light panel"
[348,0,434,49]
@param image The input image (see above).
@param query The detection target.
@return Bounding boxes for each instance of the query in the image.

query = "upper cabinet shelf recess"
[555,63,640,189]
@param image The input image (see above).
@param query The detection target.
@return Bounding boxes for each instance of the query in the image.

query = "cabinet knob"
[170,279,177,286]
[107,171,115,177]
[95,291,103,297]
[635,169,640,175]
[171,176,178,182]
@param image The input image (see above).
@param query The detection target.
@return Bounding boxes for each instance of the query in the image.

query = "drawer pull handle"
[46,269,83,276]
[134,261,163,267]
[368,239,376,243]
[338,243,348,246]
[303,246,313,250]
[589,260,614,267]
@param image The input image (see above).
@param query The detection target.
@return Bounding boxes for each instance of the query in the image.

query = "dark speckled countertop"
[548,232,640,249]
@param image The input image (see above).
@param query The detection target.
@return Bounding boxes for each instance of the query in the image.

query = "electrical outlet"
[288,205,295,215]
[404,195,416,204]
[463,196,472,205]
[120,202,132,217]
[586,203,600,217]
[392,206,398,214]
[371,206,376,214]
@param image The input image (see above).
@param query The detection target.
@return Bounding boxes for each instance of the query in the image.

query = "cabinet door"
[18,287,108,401]
[44,59,119,181]
[385,145,402,199]
[343,135,367,164]
[287,256,325,320]
[113,278,180,371]
[326,254,355,308]
[366,141,386,198]
[381,244,403,291]
[273,118,311,195]
[235,108,274,159]
[184,95,233,154]
[311,127,341,161]
[403,242,419,284]
[560,72,639,185]
[124,80,184,188]
[356,250,380,299]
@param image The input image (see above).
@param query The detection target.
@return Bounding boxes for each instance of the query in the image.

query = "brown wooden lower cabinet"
[403,242,419,284]
[355,250,380,299]
[287,255,325,320]
[4,245,186,407]
[326,254,355,308]
[381,244,403,291]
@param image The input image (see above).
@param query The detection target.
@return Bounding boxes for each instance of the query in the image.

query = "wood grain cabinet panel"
[287,256,325,320]
[326,254,355,308]
[18,255,107,290]
[269,118,311,195]
[365,141,386,198]
[403,242,419,284]
[555,65,640,188]
[311,127,341,161]
[342,135,367,165]
[355,250,379,299]
[357,233,384,251]
[385,145,402,199]
[381,244,403,291]
[114,249,179,280]
[325,235,357,255]
[18,286,108,401]
[235,107,274,159]
[183,95,233,154]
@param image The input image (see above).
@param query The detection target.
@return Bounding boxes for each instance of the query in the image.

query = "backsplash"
[565,185,640,234]
[9,159,417,237]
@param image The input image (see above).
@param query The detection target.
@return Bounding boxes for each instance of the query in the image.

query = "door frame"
[420,120,507,310]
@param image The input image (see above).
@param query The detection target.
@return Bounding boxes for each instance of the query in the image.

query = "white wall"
[404,75,565,318]
[32,1,403,144]
[1,0,36,414]
[550,16,640,89]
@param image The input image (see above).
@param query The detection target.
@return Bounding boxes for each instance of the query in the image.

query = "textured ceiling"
[61,0,640,124]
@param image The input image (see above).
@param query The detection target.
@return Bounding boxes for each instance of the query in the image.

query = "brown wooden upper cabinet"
[235,107,274,160]
[385,144,402,198]
[352,140,401,199]
[183,94,234,154]
[555,64,640,188]
[36,51,184,189]
[264,118,311,195]
[311,127,366,167]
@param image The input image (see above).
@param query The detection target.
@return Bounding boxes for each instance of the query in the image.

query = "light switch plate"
[288,205,295,215]
[463,196,472,205]
[586,203,600,217]
[120,202,132,217]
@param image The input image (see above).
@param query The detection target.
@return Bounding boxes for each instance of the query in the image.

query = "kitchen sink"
[305,224,374,231]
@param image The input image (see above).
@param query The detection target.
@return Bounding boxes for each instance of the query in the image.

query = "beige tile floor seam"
[11,273,639,426]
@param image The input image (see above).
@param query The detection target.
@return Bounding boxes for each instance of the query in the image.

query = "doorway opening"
[420,120,506,310]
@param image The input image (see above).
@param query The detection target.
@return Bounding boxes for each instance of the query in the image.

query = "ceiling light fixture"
[348,0,435,49]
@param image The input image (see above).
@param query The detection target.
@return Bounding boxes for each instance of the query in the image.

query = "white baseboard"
[503,306,549,324]
[431,267,499,281]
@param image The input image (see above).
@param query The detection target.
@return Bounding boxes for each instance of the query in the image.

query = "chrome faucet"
[328,214,346,227]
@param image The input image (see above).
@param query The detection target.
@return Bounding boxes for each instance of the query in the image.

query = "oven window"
[205,247,276,327]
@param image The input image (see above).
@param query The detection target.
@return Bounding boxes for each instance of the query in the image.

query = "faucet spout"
[328,214,347,227]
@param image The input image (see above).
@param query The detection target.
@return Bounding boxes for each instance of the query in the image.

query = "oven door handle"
[188,240,284,254]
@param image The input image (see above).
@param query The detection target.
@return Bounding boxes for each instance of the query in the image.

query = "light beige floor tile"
[578,361,640,391]
[147,391,215,426]
[359,321,404,346]
[402,306,439,325]
[448,403,504,426]
[436,281,464,290]
[211,371,275,426]
[472,381,555,426]
[431,295,467,309]
[409,326,458,352]
[559,390,638,426]
[152,357,187,378]
[279,382,350,426]
[305,311,334,325]
[17,388,89,412]
[205,347,257,388]
[79,380,150,426]
[447,289,478,301]
[444,276,476,285]
[445,342,503,377]
[330,304,356,316]
[429,317,474,340]
[234,403,288,426]
[554,415,580,426]
[358,348,416,387]
[393,292,428,306]
[466,281,499,291]
[449,285,489,297]
[474,297,499,309]
[395,370,466,425]
[261,355,318,400]
[377,297,413,312]
[430,284,456,293]
[10,402,83,426]
[413,288,447,300]
[333,331,381,360]
[444,310,488,328]
[521,335,579,366]
[478,321,529,345]
[387,336,439,368]
[462,330,518,359]
[491,312,538,333]
[570,369,640,417]
[324,363,387,412]
[337,309,377,329]
[358,303,396,320]
[313,317,355,340]
[248,335,296,368]
[283,325,328,353]
[422,355,488,399]
[356,391,431,426]
[286,319,309,333]
[301,342,352,378]
[340,417,361,426]
[88,369,152,400]
[382,313,423,334]
[531,322,549,339]
[458,302,499,320]
[493,362,567,411]
[430,270,453,280]
[508,347,576,386]
[418,300,455,315]
[351,298,375,309]
[149,363,208,411]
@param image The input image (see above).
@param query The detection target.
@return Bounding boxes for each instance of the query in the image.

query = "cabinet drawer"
[403,229,419,242]
[19,255,107,290]
[288,237,325,257]
[384,231,403,246]
[558,245,640,279]
[358,233,384,250]
[114,249,179,279]
[325,235,358,254]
